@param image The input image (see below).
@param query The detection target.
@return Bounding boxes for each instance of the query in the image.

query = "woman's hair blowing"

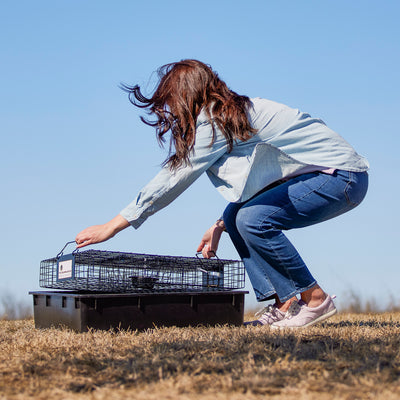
[121,59,256,170]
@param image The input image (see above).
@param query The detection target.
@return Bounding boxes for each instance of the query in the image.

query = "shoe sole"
[301,307,337,328]
[271,307,337,329]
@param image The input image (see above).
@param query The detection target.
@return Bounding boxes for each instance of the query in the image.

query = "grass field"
[1,312,400,400]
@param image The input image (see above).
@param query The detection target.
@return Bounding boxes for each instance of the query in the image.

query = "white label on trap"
[58,259,73,279]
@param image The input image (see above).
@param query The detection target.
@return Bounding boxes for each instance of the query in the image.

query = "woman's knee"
[235,206,261,236]
[224,202,276,237]
[235,204,279,239]
[222,202,242,232]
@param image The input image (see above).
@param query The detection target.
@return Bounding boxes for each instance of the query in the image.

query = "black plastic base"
[29,290,247,332]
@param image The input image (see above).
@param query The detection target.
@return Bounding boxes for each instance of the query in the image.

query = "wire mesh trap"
[39,243,245,293]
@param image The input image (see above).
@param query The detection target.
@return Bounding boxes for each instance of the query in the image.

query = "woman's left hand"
[197,220,226,258]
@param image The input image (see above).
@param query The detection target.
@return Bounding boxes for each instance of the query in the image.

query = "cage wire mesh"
[40,249,245,293]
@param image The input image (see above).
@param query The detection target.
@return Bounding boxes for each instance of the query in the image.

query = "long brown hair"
[121,59,256,170]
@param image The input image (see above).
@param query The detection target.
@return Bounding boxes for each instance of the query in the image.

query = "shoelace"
[255,304,277,318]
[285,301,303,319]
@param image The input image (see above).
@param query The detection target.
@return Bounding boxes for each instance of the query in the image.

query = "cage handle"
[196,251,223,269]
[56,241,79,259]
[196,250,218,259]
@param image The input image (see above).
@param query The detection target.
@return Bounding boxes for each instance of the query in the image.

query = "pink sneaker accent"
[271,295,337,329]
[244,304,286,326]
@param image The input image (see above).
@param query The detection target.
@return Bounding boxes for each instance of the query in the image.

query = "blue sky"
[1,0,399,312]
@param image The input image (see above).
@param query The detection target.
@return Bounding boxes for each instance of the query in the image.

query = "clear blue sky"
[1,0,399,312]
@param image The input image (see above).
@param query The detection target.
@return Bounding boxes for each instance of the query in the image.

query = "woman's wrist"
[106,215,130,236]
[215,219,226,232]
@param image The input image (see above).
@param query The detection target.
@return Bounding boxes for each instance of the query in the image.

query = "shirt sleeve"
[120,121,228,229]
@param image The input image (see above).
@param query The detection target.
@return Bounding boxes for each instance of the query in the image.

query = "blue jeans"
[223,170,369,302]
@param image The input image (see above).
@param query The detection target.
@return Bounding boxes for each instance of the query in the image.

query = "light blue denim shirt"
[120,97,369,228]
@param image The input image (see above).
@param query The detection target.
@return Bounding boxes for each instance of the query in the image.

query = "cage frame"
[40,246,245,294]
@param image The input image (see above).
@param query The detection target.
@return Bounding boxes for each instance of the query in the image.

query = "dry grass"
[1,312,400,400]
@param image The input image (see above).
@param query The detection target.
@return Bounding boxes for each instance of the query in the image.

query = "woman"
[75,59,369,328]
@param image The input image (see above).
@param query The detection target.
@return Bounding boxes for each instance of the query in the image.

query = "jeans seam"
[344,171,359,206]
[257,288,277,302]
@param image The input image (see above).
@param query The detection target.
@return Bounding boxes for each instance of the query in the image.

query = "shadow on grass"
[325,320,400,328]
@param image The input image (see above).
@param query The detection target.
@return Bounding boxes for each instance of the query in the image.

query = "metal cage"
[39,247,245,293]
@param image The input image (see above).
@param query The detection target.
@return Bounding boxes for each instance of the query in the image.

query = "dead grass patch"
[1,313,399,399]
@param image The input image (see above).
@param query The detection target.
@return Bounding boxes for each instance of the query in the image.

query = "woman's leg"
[223,170,368,305]
[223,200,300,303]
[223,201,296,325]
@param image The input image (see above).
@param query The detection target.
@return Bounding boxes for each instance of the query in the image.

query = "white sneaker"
[271,295,337,329]
[244,304,286,326]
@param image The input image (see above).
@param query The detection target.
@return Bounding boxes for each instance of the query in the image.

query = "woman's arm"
[75,214,130,248]
[120,121,228,229]
[75,121,227,247]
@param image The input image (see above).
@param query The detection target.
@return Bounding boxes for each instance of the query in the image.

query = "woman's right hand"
[197,220,226,258]
[75,214,130,248]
